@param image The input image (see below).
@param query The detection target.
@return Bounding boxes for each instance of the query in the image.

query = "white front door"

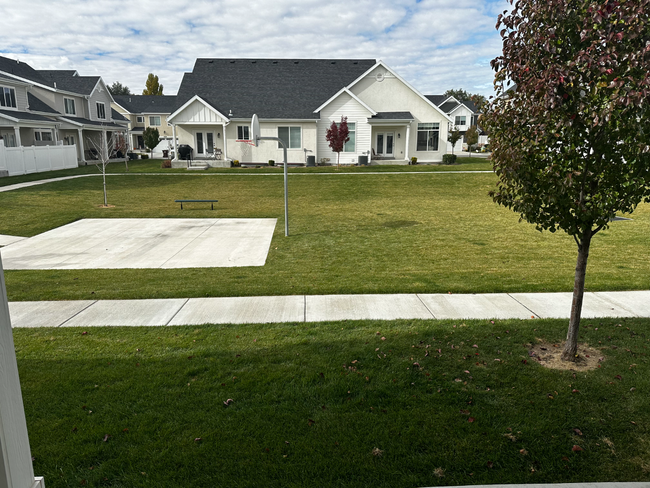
[195,132,215,155]
[375,132,394,157]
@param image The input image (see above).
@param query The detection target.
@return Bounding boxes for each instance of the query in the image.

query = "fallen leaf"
[572,389,579,393]
[223,399,234,406]
[468,417,475,423]
[372,447,383,457]
[460,409,470,415]
[194,437,202,442]
[487,461,494,468]
[562,456,569,461]
[520,449,528,455]
[102,434,111,442]
[81,331,88,335]
[615,375,622,380]
[122,428,129,433]
[308,419,316,426]
[573,428,583,436]
[572,445,583,452]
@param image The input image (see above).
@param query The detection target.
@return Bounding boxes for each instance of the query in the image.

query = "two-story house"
[112,95,177,152]
[0,55,127,163]
[426,95,483,152]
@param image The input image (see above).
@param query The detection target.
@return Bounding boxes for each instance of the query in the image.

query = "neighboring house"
[167,59,453,166]
[0,55,127,163]
[112,95,177,151]
[426,95,485,151]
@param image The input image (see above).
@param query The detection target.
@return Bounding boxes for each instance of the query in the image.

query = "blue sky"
[0,0,509,97]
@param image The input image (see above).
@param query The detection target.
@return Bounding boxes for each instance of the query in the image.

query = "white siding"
[317,91,373,165]
[173,100,225,124]
[351,66,451,162]
[88,81,112,122]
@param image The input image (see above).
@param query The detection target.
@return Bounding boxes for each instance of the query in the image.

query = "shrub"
[141,154,149,160]
[268,160,275,166]
[232,160,240,167]
[161,160,171,168]
[410,157,418,165]
[442,154,457,165]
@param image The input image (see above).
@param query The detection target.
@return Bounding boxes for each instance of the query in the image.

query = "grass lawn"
[1,157,648,301]
[15,318,650,487]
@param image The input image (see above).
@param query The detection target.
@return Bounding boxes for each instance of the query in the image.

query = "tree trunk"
[561,228,593,362]
[102,167,108,206]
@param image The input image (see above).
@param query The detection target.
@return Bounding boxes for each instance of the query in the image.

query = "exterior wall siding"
[0,83,29,111]
[317,92,372,165]
[88,82,113,122]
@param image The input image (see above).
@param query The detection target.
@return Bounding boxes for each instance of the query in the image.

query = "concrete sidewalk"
[9,290,650,328]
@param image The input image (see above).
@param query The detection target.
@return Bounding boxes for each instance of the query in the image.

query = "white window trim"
[64,97,76,115]
[0,86,17,109]
[96,102,106,120]
[136,116,144,123]
[237,125,250,140]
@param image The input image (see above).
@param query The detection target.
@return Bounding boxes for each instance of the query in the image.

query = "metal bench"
[175,199,218,210]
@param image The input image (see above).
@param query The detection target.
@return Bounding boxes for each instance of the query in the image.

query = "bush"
[410,157,418,165]
[141,154,149,160]
[161,160,171,168]
[442,154,457,165]
[268,160,275,166]
[232,160,240,167]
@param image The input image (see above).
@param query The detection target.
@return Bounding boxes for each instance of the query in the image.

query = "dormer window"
[64,97,76,115]
[1,86,17,108]
[96,102,106,119]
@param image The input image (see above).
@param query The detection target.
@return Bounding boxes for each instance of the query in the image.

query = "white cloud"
[0,0,508,96]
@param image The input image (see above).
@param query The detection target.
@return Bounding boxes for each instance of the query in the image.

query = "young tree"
[143,127,160,158]
[108,82,131,95]
[142,74,163,95]
[326,116,350,170]
[447,126,461,155]
[464,125,479,156]
[482,0,650,361]
[86,132,128,207]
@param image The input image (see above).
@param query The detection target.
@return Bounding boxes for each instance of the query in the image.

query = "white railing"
[0,141,78,177]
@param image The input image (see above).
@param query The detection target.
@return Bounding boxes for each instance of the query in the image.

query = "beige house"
[112,95,177,152]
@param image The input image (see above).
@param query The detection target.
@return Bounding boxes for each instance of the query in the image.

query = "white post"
[13,127,21,148]
[172,125,178,161]
[222,123,228,160]
[77,129,85,162]
[0,256,46,488]
[404,124,411,162]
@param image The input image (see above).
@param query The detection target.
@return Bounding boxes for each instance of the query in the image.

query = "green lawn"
[15,318,650,487]
[1,158,648,301]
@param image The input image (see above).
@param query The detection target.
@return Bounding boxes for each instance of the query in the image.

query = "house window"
[0,86,17,108]
[278,126,301,149]
[237,125,250,140]
[64,98,76,115]
[136,116,144,123]
[149,116,161,126]
[96,102,106,119]
[34,130,53,141]
[416,123,440,152]
[455,116,466,126]
[343,122,355,152]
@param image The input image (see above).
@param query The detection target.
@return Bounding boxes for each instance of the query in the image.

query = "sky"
[0,0,509,98]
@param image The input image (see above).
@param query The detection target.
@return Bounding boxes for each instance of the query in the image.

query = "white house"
[167,59,453,166]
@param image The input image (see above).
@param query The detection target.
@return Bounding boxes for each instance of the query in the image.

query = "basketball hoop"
[236,139,256,146]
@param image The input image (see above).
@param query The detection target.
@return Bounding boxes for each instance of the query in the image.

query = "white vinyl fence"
[0,141,78,177]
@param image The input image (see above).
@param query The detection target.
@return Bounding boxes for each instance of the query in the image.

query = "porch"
[368,112,414,163]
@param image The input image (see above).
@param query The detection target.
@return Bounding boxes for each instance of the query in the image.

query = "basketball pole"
[258,136,289,237]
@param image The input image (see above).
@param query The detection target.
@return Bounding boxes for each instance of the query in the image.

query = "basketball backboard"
[251,114,260,147]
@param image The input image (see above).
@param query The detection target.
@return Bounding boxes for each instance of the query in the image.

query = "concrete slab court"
[305,294,434,322]
[418,293,535,320]
[1,218,277,270]
[0,234,26,246]
[60,299,189,327]
[8,300,96,328]
[168,296,305,325]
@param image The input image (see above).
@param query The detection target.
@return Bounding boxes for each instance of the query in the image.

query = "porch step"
[187,163,209,170]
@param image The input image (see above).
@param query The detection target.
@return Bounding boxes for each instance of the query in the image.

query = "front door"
[375,132,394,158]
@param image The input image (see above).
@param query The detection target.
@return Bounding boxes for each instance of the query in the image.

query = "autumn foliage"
[326,116,350,169]
[482,0,650,361]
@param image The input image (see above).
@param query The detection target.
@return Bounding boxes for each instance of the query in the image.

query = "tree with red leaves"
[482,0,650,362]
[326,116,350,169]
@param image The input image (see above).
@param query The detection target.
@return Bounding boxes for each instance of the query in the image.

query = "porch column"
[0,256,46,488]
[13,126,21,147]
[222,123,228,160]
[77,129,85,161]
[172,124,178,161]
[404,124,411,161]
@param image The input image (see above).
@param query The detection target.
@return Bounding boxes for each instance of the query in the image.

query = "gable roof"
[111,108,128,122]
[174,58,377,119]
[425,95,447,106]
[439,101,460,113]
[37,70,100,95]
[0,55,51,86]
[114,95,178,114]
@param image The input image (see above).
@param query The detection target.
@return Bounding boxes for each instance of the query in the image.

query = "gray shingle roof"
[425,95,447,106]
[174,58,377,119]
[0,55,49,85]
[27,93,58,114]
[111,108,128,122]
[59,115,125,129]
[439,101,460,113]
[113,95,178,114]
[462,99,478,112]
[0,109,56,123]
[37,70,100,95]
[370,112,414,120]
